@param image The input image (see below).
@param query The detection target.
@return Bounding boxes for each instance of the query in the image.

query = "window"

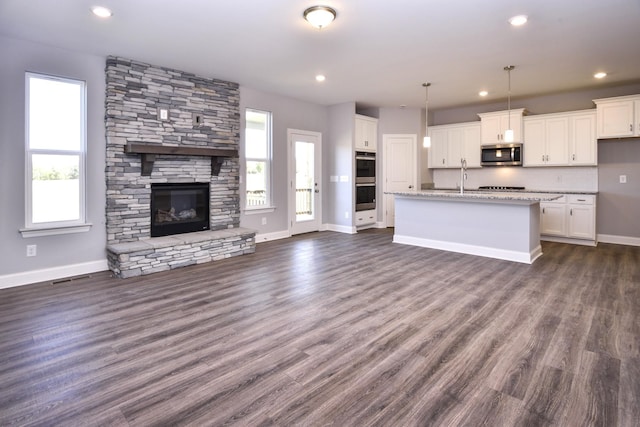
[245,109,272,210]
[24,73,87,232]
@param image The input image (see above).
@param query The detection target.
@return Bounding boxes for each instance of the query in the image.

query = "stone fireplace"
[104,57,255,278]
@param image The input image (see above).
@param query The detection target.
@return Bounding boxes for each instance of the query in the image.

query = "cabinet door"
[504,111,523,143]
[428,128,448,168]
[570,113,597,165]
[461,125,481,168]
[481,115,502,144]
[635,100,640,136]
[545,117,569,165]
[597,101,634,138]
[568,205,595,240]
[523,119,546,166]
[540,203,567,236]
[446,127,463,168]
[355,117,377,151]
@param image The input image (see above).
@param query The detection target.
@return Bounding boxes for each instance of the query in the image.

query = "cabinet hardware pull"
[570,209,573,216]
[572,154,575,161]
[577,199,585,202]
[631,124,633,132]
[542,208,545,214]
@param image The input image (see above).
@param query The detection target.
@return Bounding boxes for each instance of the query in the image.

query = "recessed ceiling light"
[594,72,607,79]
[479,90,489,97]
[315,74,326,82]
[509,15,528,26]
[92,6,113,18]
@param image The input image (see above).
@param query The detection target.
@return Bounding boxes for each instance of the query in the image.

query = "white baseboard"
[541,236,597,246]
[393,234,541,264]
[0,259,109,289]
[255,230,291,243]
[597,234,640,247]
[325,223,357,234]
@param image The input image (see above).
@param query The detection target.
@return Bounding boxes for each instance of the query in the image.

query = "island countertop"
[387,190,563,203]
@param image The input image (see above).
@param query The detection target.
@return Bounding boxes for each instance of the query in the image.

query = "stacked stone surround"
[104,56,255,278]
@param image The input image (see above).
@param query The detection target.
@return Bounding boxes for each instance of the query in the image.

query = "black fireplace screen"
[150,182,210,237]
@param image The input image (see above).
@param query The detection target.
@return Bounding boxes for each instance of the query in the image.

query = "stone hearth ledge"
[107,227,256,278]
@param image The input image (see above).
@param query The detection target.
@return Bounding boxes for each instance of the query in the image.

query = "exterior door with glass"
[288,129,322,235]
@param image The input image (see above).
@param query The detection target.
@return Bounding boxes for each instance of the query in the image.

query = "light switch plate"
[157,107,169,121]
[620,175,627,184]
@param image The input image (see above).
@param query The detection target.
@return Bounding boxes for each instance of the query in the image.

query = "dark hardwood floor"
[1,228,638,426]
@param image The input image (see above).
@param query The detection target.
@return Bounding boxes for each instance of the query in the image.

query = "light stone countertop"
[388,190,563,202]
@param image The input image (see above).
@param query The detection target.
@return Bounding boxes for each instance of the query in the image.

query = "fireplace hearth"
[151,183,210,237]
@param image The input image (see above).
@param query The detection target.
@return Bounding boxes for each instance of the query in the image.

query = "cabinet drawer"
[568,195,594,205]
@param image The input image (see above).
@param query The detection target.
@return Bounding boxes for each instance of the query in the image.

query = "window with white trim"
[245,109,272,210]
[25,73,86,229]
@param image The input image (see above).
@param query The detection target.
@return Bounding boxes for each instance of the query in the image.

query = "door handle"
[408,185,414,189]
[314,189,319,193]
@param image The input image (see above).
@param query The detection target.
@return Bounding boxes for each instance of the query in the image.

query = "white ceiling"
[2,0,640,110]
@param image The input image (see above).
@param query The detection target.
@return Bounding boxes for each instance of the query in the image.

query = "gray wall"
[0,36,106,278]
[433,82,640,125]
[239,86,329,234]
[327,102,356,227]
[597,139,640,239]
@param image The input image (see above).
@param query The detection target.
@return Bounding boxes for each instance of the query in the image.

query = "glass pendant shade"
[423,136,431,148]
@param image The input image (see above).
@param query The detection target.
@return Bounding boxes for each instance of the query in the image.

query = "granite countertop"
[389,190,563,202]
[420,185,597,195]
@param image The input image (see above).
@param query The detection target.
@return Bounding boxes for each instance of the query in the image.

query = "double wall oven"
[355,151,376,211]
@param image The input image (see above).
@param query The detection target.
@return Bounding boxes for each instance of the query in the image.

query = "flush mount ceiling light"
[504,65,515,143]
[315,74,326,82]
[91,6,113,18]
[304,6,337,29]
[479,90,489,97]
[508,15,528,26]
[423,82,431,148]
[594,72,607,79]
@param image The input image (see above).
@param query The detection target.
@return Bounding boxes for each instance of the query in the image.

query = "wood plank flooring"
[0,228,638,426]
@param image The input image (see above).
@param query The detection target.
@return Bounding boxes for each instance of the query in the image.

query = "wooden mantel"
[124,143,238,176]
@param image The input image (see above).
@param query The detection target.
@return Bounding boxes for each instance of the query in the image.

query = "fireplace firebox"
[150,183,210,237]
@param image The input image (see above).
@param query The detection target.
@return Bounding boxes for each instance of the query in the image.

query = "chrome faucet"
[460,158,467,194]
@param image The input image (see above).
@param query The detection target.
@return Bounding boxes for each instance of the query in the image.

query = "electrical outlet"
[26,245,37,257]
[261,217,267,225]
[620,175,627,184]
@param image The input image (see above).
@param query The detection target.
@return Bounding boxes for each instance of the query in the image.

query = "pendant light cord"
[423,82,431,135]
[504,66,514,129]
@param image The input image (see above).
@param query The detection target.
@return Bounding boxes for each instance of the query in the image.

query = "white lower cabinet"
[355,209,376,227]
[540,194,596,244]
[540,196,567,236]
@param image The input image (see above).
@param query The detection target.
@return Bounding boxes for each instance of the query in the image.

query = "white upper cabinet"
[524,115,569,166]
[524,110,596,167]
[355,115,378,151]
[478,109,526,144]
[594,95,640,138]
[570,111,597,165]
[427,122,481,168]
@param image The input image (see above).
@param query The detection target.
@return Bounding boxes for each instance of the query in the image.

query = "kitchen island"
[390,190,562,263]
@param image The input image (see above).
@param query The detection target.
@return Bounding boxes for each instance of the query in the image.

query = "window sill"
[243,207,276,215]
[20,223,93,238]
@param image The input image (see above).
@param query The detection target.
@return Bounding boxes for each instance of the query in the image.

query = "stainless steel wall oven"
[355,151,376,211]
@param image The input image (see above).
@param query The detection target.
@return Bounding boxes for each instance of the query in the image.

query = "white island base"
[393,194,544,264]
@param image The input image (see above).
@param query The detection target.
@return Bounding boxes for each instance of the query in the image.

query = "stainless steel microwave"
[481,143,523,166]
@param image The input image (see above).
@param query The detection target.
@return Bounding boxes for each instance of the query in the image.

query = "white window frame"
[244,108,274,212]
[21,72,90,237]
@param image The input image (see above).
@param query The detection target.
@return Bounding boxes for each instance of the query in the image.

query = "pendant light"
[504,65,515,143]
[422,82,431,148]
